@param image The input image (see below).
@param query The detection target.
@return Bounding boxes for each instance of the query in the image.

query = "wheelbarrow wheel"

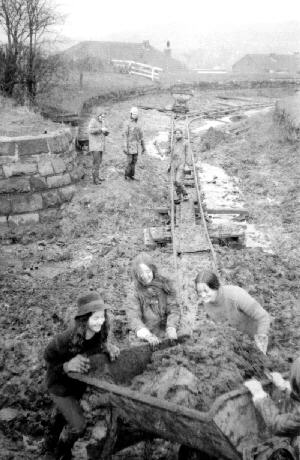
[178,445,217,460]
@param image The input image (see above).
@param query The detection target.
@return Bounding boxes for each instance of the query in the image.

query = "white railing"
[112,59,163,81]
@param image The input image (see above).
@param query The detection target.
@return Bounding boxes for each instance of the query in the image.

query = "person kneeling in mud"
[44,292,120,460]
[245,357,300,438]
[195,270,271,354]
[127,253,180,346]
[169,128,190,202]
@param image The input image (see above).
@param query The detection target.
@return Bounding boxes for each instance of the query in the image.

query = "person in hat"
[44,292,119,460]
[126,253,180,346]
[168,128,190,202]
[194,270,270,354]
[88,111,109,184]
[123,107,146,180]
[245,358,300,437]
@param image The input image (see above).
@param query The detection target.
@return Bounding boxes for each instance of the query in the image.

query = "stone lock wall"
[0,129,83,226]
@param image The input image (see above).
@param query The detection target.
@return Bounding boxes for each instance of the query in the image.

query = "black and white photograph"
[0,0,299,458]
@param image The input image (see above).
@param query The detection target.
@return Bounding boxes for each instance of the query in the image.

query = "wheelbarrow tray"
[68,341,281,459]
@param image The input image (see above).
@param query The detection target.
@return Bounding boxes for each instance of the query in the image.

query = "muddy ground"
[0,87,299,459]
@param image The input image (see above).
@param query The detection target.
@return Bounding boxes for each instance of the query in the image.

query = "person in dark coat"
[126,253,180,346]
[245,358,300,438]
[44,292,120,460]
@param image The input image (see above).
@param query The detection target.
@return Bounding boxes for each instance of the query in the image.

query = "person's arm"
[126,286,148,334]
[166,281,180,338]
[236,289,270,336]
[44,332,90,374]
[139,127,146,153]
[255,396,300,437]
[88,119,101,135]
[123,124,129,153]
[101,310,120,361]
[245,379,300,437]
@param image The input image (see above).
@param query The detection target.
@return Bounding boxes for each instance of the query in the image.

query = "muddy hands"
[64,354,90,374]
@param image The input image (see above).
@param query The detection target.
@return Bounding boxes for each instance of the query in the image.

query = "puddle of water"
[198,162,273,253]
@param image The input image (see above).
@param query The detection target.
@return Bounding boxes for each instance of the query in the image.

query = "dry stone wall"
[0,129,83,226]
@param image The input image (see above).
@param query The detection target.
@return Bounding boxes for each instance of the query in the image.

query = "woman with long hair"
[194,270,270,354]
[44,292,119,460]
[127,253,180,346]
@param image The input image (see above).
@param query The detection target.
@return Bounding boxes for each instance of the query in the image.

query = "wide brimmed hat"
[75,292,105,318]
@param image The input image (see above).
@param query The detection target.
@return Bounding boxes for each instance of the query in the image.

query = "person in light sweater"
[195,270,271,354]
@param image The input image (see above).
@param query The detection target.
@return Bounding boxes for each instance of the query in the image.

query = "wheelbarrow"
[69,341,298,460]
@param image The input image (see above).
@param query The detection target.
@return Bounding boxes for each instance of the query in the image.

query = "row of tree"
[0,0,63,103]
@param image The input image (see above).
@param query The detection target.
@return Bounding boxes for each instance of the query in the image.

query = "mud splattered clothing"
[123,119,145,179]
[44,319,112,458]
[127,253,180,337]
[255,396,300,437]
[44,322,109,397]
[204,285,270,338]
[170,139,189,198]
[88,117,109,182]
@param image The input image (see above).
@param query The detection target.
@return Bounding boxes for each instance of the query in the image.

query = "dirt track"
[0,88,299,459]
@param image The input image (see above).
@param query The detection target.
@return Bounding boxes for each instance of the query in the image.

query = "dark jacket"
[44,320,109,397]
[126,253,180,336]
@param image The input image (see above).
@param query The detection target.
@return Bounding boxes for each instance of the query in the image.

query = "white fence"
[112,60,163,81]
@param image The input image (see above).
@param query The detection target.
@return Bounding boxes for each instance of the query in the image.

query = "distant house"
[62,40,185,72]
[232,53,300,74]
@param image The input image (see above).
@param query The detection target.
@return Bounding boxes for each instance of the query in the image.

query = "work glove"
[166,327,177,341]
[269,372,291,392]
[106,342,120,362]
[254,334,268,355]
[64,354,90,374]
[102,128,109,136]
[136,327,160,348]
[244,379,267,402]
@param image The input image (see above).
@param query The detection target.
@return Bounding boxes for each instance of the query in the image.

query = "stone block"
[47,173,71,189]
[39,208,59,223]
[59,185,76,202]
[18,138,48,156]
[3,162,37,178]
[42,190,62,208]
[48,135,69,154]
[38,159,54,176]
[11,194,43,214]
[0,215,8,226]
[0,141,16,156]
[29,175,48,191]
[51,157,66,174]
[70,166,84,182]
[8,213,39,226]
[0,196,12,215]
[0,177,31,193]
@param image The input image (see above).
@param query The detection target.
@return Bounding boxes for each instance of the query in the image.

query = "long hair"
[195,270,220,292]
[69,313,91,354]
[132,253,175,300]
[290,357,300,402]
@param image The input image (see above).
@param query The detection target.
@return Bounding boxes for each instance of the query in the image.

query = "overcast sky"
[59,0,300,44]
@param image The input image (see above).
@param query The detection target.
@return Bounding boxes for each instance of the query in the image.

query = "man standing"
[123,107,146,180]
[88,111,109,185]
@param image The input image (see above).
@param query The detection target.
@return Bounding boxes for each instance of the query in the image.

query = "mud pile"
[131,321,288,412]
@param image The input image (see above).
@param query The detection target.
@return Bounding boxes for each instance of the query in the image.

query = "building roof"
[233,53,300,72]
[62,40,185,71]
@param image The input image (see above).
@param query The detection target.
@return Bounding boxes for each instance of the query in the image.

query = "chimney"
[164,40,171,57]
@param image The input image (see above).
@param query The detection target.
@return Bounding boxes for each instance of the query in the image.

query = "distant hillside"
[61,40,185,71]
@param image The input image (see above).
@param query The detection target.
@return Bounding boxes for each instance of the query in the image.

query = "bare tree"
[0,0,63,101]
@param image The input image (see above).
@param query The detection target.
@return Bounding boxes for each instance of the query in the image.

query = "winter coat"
[88,117,108,152]
[255,359,300,437]
[204,285,270,338]
[44,320,109,397]
[126,253,180,336]
[123,119,145,155]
